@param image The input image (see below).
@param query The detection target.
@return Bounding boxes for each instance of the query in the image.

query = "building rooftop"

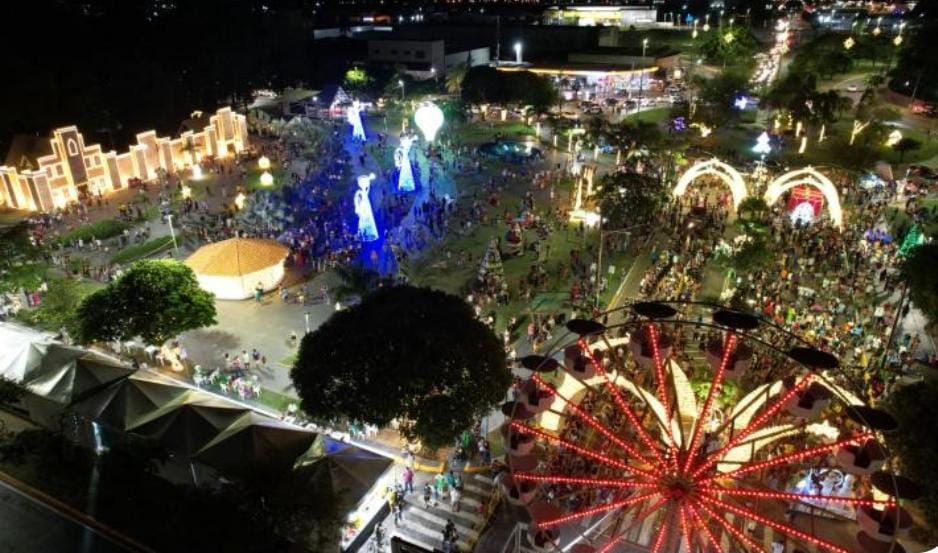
[4,135,52,170]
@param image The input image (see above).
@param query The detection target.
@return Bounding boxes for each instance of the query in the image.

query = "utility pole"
[495,15,501,62]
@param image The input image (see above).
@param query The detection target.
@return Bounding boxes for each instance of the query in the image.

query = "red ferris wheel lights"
[513,473,657,490]
[596,497,669,553]
[677,503,693,553]
[691,374,814,478]
[683,332,737,474]
[691,497,767,553]
[703,494,851,553]
[686,502,725,553]
[537,490,658,528]
[530,374,658,471]
[649,508,671,553]
[698,432,874,484]
[579,339,667,466]
[700,486,896,507]
[509,421,640,475]
[646,324,674,429]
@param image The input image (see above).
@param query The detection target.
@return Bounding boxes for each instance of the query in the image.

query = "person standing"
[402,466,414,494]
[434,471,446,504]
[254,283,263,303]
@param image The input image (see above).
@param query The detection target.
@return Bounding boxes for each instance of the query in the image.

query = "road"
[0,478,138,553]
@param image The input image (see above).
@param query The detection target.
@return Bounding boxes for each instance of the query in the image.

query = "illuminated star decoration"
[734,96,749,110]
[752,131,772,155]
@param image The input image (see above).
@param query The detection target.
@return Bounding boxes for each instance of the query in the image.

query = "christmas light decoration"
[507,307,891,553]
[414,102,444,142]
[683,332,736,473]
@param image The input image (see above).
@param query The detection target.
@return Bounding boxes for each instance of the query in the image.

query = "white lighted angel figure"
[347,100,366,142]
[395,135,416,192]
[354,173,378,242]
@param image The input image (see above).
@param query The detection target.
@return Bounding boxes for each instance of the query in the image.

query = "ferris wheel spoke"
[595,496,670,553]
[700,493,852,553]
[686,502,725,553]
[536,490,659,529]
[701,482,895,509]
[532,374,661,470]
[677,503,693,553]
[690,496,767,553]
[683,332,737,474]
[513,472,658,489]
[698,432,874,484]
[510,421,656,479]
[580,338,668,466]
[691,374,814,478]
[649,505,673,553]
[646,324,677,442]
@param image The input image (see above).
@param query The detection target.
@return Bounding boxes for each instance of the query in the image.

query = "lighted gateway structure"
[505,301,919,553]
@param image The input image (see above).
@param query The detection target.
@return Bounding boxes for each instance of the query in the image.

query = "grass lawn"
[110,235,175,265]
[256,387,296,412]
[622,107,672,125]
[453,121,535,145]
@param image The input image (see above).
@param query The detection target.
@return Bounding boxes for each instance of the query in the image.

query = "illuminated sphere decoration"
[506,301,918,553]
[260,171,274,187]
[258,156,271,170]
[414,102,445,143]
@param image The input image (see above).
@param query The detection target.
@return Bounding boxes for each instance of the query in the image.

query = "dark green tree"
[893,137,922,162]
[731,238,772,275]
[900,243,938,323]
[0,377,25,407]
[597,171,667,229]
[332,264,380,302]
[16,277,87,334]
[76,260,216,346]
[291,285,509,449]
[885,379,938,532]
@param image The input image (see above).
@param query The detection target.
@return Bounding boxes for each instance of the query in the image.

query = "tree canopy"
[461,67,559,113]
[76,260,216,346]
[291,285,509,449]
[900,243,938,324]
[885,379,938,532]
[597,171,668,230]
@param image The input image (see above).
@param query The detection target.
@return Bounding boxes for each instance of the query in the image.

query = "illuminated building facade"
[0,107,248,212]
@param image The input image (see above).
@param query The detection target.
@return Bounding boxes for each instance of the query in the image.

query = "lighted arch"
[673,158,748,209]
[764,166,843,229]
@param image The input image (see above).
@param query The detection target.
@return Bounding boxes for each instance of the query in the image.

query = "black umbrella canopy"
[633,301,677,319]
[788,346,840,369]
[870,471,923,500]
[566,319,606,336]
[520,355,561,373]
[844,405,899,433]
[712,309,761,330]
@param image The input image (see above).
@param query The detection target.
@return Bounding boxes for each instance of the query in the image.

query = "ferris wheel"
[502,301,923,553]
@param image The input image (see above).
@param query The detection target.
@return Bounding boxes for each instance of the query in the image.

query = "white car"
[846,85,860,93]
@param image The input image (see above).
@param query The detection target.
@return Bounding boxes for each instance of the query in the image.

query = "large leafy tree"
[885,379,938,532]
[597,171,668,229]
[76,260,216,346]
[291,285,509,449]
[900,243,938,324]
[17,277,87,334]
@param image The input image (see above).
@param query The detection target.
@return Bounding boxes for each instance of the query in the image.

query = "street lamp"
[514,41,522,64]
[844,36,855,50]
[166,213,178,254]
[398,79,405,101]
[642,38,649,58]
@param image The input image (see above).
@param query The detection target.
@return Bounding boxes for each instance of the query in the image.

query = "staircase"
[391,473,497,552]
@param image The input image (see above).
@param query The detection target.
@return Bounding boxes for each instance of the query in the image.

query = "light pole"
[398,79,405,101]
[642,37,649,58]
[514,41,522,64]
[166,213,178,254]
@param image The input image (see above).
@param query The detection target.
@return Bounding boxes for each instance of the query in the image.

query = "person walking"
[423,483,433,508]
[450,486,462,512]
[402,466,414,494]
[434,471,447,505]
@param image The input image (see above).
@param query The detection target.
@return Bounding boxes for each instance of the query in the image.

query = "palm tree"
[333,264,380,302]
[445,63,468,96]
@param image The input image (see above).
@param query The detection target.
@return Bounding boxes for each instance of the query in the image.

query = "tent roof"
[288,438,392,511]
[195,411,316,475]
[184,237,289,277]
[128,394,249,455]
[0,322,133,405]
[72,371,191,431]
